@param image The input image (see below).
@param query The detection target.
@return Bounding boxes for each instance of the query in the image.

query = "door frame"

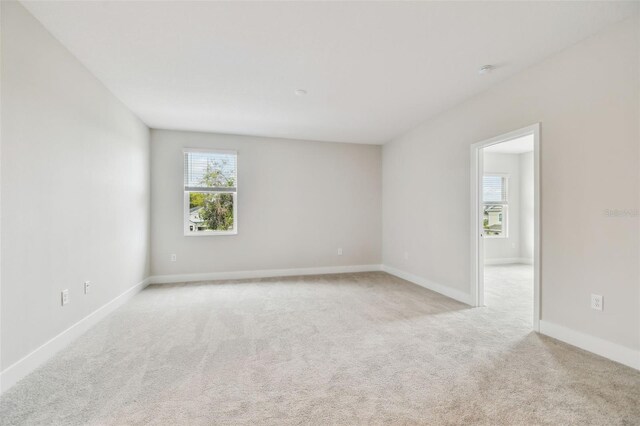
[470,123,541,331]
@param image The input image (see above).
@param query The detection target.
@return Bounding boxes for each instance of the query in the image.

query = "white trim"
[381,265,472,305]
[149,264,383,284]
[0,277,151,394]
[533,125,541,332]
[484,257,533,265]
[470,142,484,307]
[539,320,640,371]
[0,0,3,391]
[470,123,541,332]
[184,230,238,237]
[183,147,237,155]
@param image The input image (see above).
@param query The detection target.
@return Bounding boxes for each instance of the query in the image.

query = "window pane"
[483,175,506,204]
[483,204,505,236]
[184,151,237,190]
[188,192,235,232]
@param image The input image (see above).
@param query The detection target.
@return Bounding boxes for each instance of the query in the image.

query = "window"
[482,175,508,238]
[184,149,237,235]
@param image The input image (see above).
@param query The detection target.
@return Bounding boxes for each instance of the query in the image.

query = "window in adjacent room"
[184,149,237,235]
[482,174,508,238]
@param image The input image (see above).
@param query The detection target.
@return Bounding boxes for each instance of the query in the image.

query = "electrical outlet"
[61,289,69,306]
[404,251,409,261]
[84,281,91,295]
[337,248,343,256]
[170,254,177,262]
[591,294,603,311]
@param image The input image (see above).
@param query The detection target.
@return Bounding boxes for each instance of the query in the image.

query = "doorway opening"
[470,124,540,331]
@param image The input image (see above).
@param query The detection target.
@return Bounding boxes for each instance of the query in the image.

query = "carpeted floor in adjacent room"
[1,265,639,425]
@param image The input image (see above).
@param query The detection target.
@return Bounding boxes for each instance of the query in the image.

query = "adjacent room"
[481,134,536,327]
[1,1,639,424]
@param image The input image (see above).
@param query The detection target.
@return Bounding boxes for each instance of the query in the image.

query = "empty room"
[0,1,639,425]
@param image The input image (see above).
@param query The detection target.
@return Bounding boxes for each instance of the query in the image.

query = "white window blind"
[483,175,507,204]
[184,150,237,192]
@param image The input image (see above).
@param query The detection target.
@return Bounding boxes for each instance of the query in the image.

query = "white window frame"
[183,148,238,237]
[482,173,508,239]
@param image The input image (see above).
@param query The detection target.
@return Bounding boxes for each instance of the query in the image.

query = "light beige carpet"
[1,266,639,425]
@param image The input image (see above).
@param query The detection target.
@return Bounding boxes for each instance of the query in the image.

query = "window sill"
[184,231,238,237]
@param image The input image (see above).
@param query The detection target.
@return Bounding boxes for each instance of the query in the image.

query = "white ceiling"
[484,135,534,154]
[21,1,638,145]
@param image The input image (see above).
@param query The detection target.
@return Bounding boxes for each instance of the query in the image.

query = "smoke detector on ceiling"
[478,65,495,75]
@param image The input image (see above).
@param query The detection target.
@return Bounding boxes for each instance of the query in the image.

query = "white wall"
[383,17,639,351]
[151,129,381,277]
[1,0,150,375]
[483,152,521,261]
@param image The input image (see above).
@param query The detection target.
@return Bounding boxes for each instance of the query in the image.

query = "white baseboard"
[484,257,533,265]
[0,277,151,394]
[149,264,383,284]
[539,320,640,371]
[381,265,472,305]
